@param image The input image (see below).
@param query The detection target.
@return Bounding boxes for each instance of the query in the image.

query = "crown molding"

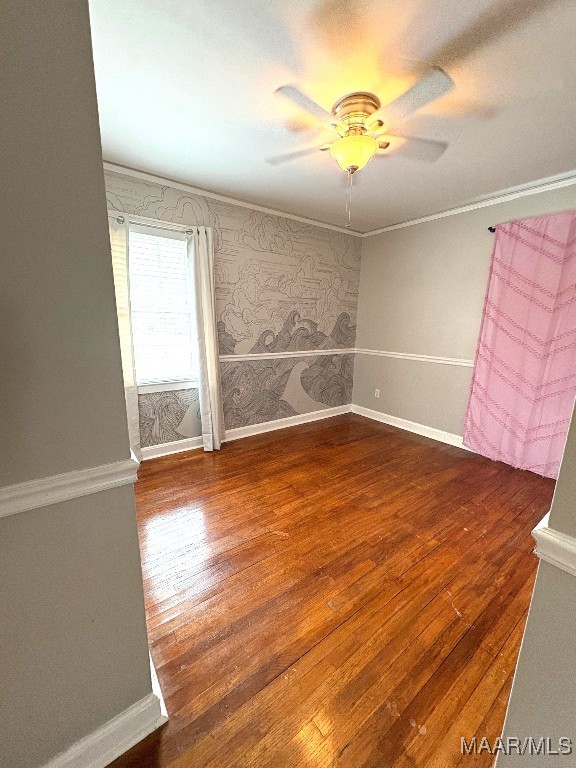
[103,162,364,237]
[104,162,576,238]
[361,170,576,236]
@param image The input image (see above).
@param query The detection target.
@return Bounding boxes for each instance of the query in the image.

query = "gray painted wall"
[0,488,152,768]
[547,403,576,538]
[354,185,576,436]
[497,401,576,766]
[1,3,131,486]
[0,2,152,766]
[353,354,471,435]
[497,562,576,767]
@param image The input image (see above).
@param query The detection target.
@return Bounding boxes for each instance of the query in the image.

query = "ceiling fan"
[269,67,453,173]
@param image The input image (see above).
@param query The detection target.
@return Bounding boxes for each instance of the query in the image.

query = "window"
[128,224,196,386]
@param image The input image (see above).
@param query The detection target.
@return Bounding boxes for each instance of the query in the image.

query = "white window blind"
[128,224,196,386]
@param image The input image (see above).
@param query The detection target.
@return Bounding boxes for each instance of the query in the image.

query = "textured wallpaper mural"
[105,169,360,434]
[222,353,354,429]
[138,389,201,447]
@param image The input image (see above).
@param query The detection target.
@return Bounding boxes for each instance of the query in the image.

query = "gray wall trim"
[0,456,139,519]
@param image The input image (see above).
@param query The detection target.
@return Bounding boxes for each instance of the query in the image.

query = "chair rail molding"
[0,456,139,520]
[219,348,354,362]
[218,348,472,365]
[355,348,474,367]
[533,513,576,579]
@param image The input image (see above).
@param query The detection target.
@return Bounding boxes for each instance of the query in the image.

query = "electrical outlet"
[375,388,380,398]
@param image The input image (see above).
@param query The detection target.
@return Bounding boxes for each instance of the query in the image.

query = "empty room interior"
[3,1,576,767]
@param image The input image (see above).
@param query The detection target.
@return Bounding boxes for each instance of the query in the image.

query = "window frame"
[112,213,197,393]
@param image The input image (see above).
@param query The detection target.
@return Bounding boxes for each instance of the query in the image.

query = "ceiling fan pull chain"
[345,169,353,229]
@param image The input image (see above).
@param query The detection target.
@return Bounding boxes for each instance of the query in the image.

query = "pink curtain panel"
[464,210,576,478]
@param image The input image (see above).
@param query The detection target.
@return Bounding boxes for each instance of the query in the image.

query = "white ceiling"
[89,0,576,233]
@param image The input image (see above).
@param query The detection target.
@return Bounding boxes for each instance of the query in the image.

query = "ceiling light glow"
[329,134,379,172]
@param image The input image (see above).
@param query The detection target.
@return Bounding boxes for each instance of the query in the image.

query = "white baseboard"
[224,405,352,442]
[533,513,576,579]
[141,407,352,457]
[42,692,167,768]
[149,655,168,720]
[141,436,203,460]
[140,403,470,455]
[351,404,471,451]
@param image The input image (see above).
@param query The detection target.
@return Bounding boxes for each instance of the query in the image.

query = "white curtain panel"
[108,214,142,459]
[187,227,225,451]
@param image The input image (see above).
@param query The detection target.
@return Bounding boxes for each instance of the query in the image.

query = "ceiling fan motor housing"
[332,92,381,135]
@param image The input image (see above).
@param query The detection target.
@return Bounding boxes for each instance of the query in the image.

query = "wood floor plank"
[109,414,554,768]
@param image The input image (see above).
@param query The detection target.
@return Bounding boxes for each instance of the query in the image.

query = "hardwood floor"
[111,414,554,768]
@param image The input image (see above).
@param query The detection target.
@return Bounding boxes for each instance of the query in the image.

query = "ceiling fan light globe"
[329,135,379,172]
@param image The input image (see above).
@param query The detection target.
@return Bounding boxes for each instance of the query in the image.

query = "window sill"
[137,380,198,394]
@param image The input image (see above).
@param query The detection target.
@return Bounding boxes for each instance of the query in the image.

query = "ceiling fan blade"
[379,68,453,127]
[265,144,332,166]
[366,118,385,136]
[275,85,334,125]
[430,0,561,68]
[377,134,448,163]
